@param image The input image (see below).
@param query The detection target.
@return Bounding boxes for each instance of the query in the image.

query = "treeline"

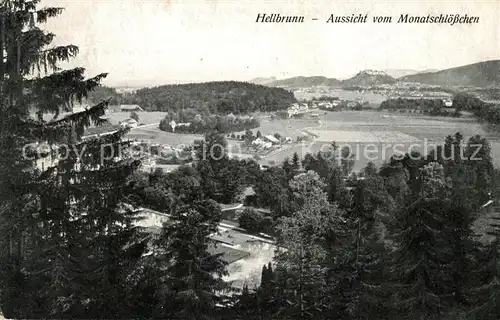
[380,97,460,116]
[473,88,500,100]
[158,109,260,134]
[313,95,340,102]
[86,85,122,105]
[89,82,297,114]
[124,131,500,320]
[8,2,500,318]
[453,92,500,124]
[229,132,500,320]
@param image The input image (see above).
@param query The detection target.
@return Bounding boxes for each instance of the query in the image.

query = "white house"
[298,104,308,112]
[287,108,299,117]
[120,118,138,128]
[264,135,280,144]
[252,138,265,146]
[120,104,143,112]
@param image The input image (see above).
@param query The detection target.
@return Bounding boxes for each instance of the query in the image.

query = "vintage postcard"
[0,0,499,319]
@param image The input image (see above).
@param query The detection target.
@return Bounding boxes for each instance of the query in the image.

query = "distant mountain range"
[400,60,500,87]
[253,70,397,88]
[383,69,439,78]
[262,76,341,87]
[251,60,500,88]
[342,70,397,87]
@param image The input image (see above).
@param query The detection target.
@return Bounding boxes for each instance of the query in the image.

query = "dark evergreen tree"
[292,152,300,170]
[0,1,148,317]
[195,132,245,203]
[152,200,229,319]
[282,157,293,180]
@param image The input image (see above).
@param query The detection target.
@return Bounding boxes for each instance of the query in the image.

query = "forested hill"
[269,76,342,87]
[400,60,500,87]
[89,81,296,114]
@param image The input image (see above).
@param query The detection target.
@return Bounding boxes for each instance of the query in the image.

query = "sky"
[43,0,500,87]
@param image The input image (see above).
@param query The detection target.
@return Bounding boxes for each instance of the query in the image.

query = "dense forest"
[125,129,500,320]
[380,98,460,116]
[88,82,297,114]
[453,92,500,124]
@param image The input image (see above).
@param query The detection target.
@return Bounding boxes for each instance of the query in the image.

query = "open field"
[258,111,500,170]
[229,117,317,140]
[293,88,387,105]
[106,110,500,171]
[308,129,421,143]
[125,126,203,146]
[106,111,167,125]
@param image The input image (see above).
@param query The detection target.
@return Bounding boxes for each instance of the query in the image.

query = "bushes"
[238,208,272,234]
[159,113,260,134]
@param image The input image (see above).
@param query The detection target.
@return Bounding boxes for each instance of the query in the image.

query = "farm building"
[264,135,280,144]
[120,104,143,112]
[252,138,265,146]
[443,99,453,107]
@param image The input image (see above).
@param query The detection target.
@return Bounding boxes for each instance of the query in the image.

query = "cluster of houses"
[251,134,292,150]
[317,101,340,109]
[287,103,309,117]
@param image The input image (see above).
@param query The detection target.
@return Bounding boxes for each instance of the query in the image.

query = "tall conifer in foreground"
[0,1,147,317]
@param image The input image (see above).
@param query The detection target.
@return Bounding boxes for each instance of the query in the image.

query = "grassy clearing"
[208,243,250,264]
[125,126,203,146]
[106,111,168,125]
[308,129,420,143]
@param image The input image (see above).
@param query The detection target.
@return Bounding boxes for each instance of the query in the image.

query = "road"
[82,122,160,139]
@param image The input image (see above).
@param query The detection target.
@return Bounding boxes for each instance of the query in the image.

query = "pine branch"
[36,6,64,23]
[30,44,79,74]
[19,99,110,141]
[27,68,107,115]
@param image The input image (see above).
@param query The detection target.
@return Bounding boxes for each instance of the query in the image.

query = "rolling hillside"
[89,82,297,114]
[341,70,397,87]
[400,60,500,87]
[384,69,421,78]
[265,70,396,88]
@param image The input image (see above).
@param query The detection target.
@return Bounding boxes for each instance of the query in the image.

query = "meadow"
[125,126,203,146]
[259,111,500,171]
[106,111,167,125]
[293,88,387,105]
[109,110,500,171]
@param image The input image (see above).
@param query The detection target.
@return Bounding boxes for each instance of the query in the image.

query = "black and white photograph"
[0,0,499,319]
